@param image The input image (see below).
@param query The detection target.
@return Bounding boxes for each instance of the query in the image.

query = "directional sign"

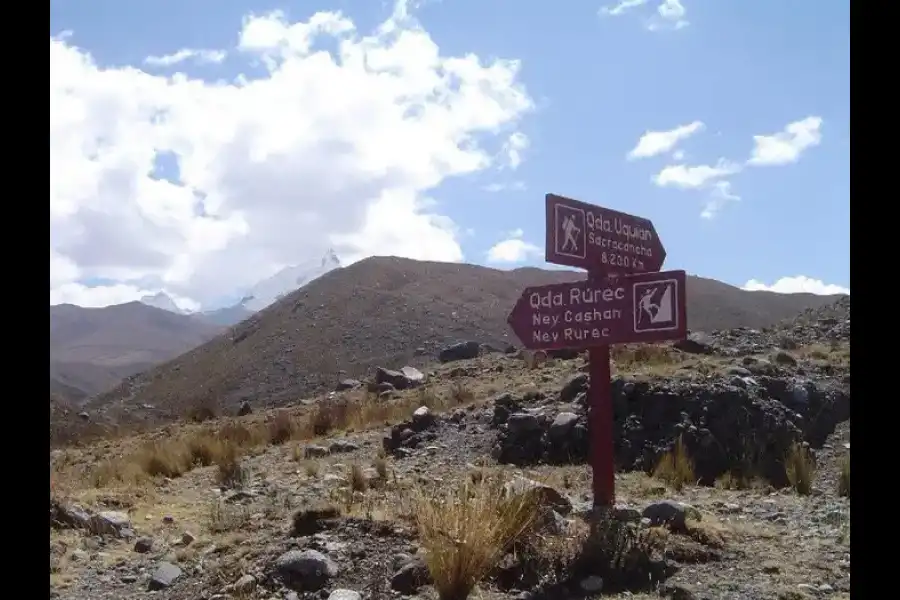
[545,193,666,274]
[507,270,687,351]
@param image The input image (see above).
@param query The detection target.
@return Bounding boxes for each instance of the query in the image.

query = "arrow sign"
[545,193,666,274]
[507,270,687,351]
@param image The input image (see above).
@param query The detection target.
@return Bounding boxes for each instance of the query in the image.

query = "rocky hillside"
[84,257,840,426]
[50,296,850,600]
[50,302,223,402]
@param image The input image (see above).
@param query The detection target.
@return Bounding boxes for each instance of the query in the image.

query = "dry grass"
[784,442,816,495]
[79,382,485,490]
[411,474,541,600]
[837,454,850,498]
[714,471,768,491]
[374,456,389,480]
[208,500,250,533]
[299,459,320,478]
[449,381,475,405]
[268,410,297,445]
[215,444,247,489]
[612,344,682,374]
[652,436,696,491]
[797,342,850,367]
[347,464,368,493]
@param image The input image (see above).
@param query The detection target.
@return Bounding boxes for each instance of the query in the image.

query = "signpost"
[507,193,687,508]
[545,193,666,274]
[507,271,687,351]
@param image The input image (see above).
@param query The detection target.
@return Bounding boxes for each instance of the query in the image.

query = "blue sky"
[50,0,849,309]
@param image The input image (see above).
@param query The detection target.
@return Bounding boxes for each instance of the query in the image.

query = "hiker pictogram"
[554,204,586,259]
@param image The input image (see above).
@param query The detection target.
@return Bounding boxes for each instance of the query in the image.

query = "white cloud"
[649,0,689,30]
[599,0,649,17]
[50,2,533,308]
[700,181,740,220]
[502,132,529,169]
[50,282,201,311]
[653,158,741,219]
[144,48,227,67]
[603,0,689,31]
[747,116,823,166]
[743,276,849,296]
[652,159,740,189]
[628,121,704,160]
[486,229,541,264]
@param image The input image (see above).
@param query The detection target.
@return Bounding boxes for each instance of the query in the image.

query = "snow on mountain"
[136,250,342,322]
[139,292,188,314]
[239,249,342,312]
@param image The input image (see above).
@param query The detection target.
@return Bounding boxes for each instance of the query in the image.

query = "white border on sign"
[633,279,679,333]
[554,204,587,259]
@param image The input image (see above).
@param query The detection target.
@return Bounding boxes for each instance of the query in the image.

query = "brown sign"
[545,193,666,274]
[507,270,687,351]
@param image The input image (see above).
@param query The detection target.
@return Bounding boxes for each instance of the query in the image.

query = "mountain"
[238,248,342,313]
[139,291,188,314]
[49,302,223,402]
[183,249,344,326]
[86,257,841,426]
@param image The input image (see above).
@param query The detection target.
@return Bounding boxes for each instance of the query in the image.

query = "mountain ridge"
[85,256,841,427]
[50,302,223,402]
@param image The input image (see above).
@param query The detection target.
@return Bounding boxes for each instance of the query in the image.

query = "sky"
[50,0,850,311]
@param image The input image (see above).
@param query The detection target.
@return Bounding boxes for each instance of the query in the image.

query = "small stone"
[660,582,699,600]
[390,557,431,594]
[580,575,604,592]
[90,511,132,537]
[273,549,338,592]
[328,440,360,454]
[327,590,362,600]
[304,445,330,459]
[147,562,182,591]
[181,531,195,545]
[133,537,153,553]
[70,549,89,562]
[234,574,256,594]
[642,500,700,532]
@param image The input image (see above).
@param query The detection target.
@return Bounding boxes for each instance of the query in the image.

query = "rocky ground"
[50,300,851,600]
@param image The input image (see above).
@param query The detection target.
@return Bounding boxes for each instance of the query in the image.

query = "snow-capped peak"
[239,249,342,312]
[139,291,188,314]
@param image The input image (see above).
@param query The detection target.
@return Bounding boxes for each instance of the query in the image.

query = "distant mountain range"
[138,249,343,326]
[50,249,344,402]
[50,302,222,403]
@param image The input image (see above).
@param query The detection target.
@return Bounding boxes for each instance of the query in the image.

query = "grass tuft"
[411,474,540,600]
[837,454,850,498]
[216,443,247,489]
[652,436,696,491]
[268,410,296,445]
[784,442,816,495]
[347,463,368,493]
